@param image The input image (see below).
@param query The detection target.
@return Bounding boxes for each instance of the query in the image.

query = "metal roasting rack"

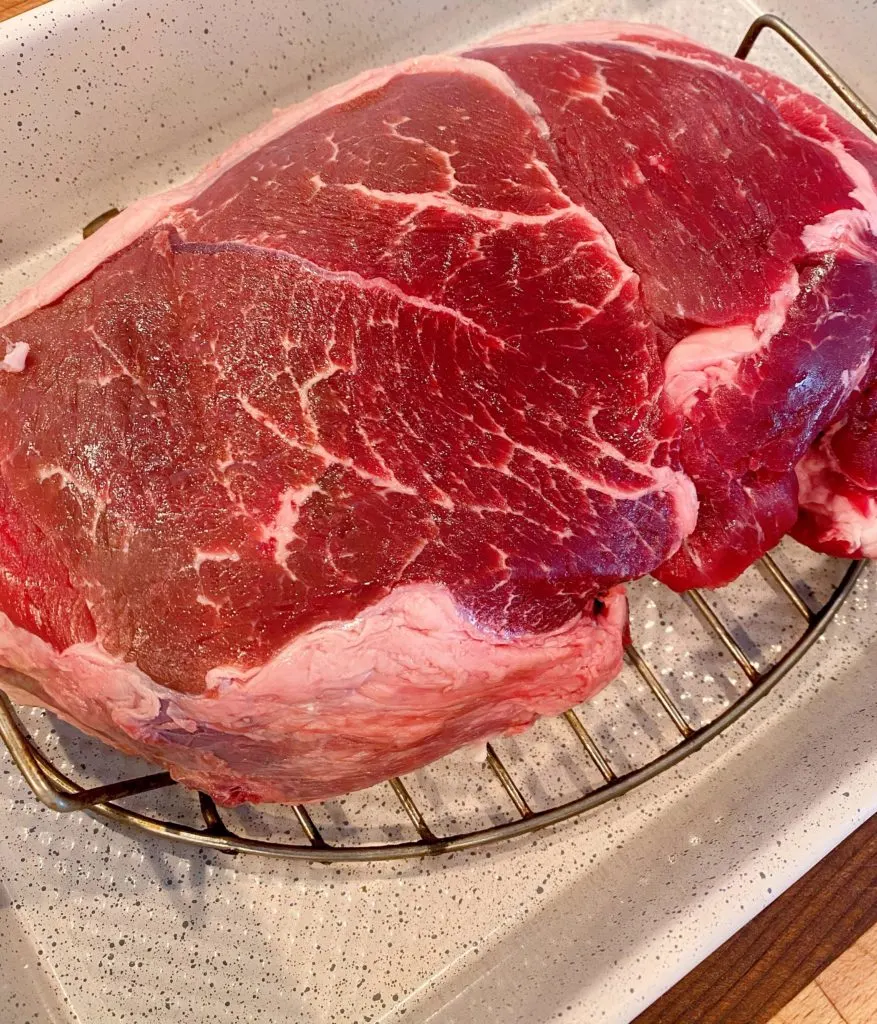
[0,15,874,861]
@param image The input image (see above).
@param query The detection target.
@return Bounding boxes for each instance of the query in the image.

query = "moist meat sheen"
[0,22,875,804]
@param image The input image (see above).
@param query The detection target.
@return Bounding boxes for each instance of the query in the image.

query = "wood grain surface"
[634,814,877,1024]
[814,936,877,1023]
[774,982,847,1024]
[772,924,877,1023]
[0,0,47,20]
[3,0,876,1020]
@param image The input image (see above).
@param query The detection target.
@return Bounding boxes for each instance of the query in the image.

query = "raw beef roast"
[0,22,875,804]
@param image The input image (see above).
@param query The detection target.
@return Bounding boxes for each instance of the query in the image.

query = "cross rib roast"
[1,22,875,804]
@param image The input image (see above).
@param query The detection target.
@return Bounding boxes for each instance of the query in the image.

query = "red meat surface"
[0,22,875,803]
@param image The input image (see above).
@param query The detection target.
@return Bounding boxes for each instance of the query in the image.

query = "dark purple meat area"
[657,250,877,587]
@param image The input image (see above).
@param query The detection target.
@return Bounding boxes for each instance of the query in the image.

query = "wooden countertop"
[634,814,877,1024]
[2,1,875,1021]
[0,0,46,18]
[776,926,877,1024]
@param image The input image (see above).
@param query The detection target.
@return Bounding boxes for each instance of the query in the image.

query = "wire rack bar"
[563,710,617,781]
[485,743,533,818]
[736,14,877,135]
[684,591,759,681]
[758,553,813,622]
[625,645,693,737]
[292,804,328,848]
[389,777,437,841]
[198,792,231,835]
[81,207,121,238]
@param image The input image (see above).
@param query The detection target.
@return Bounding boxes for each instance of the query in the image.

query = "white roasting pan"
[0,1,875,1022]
